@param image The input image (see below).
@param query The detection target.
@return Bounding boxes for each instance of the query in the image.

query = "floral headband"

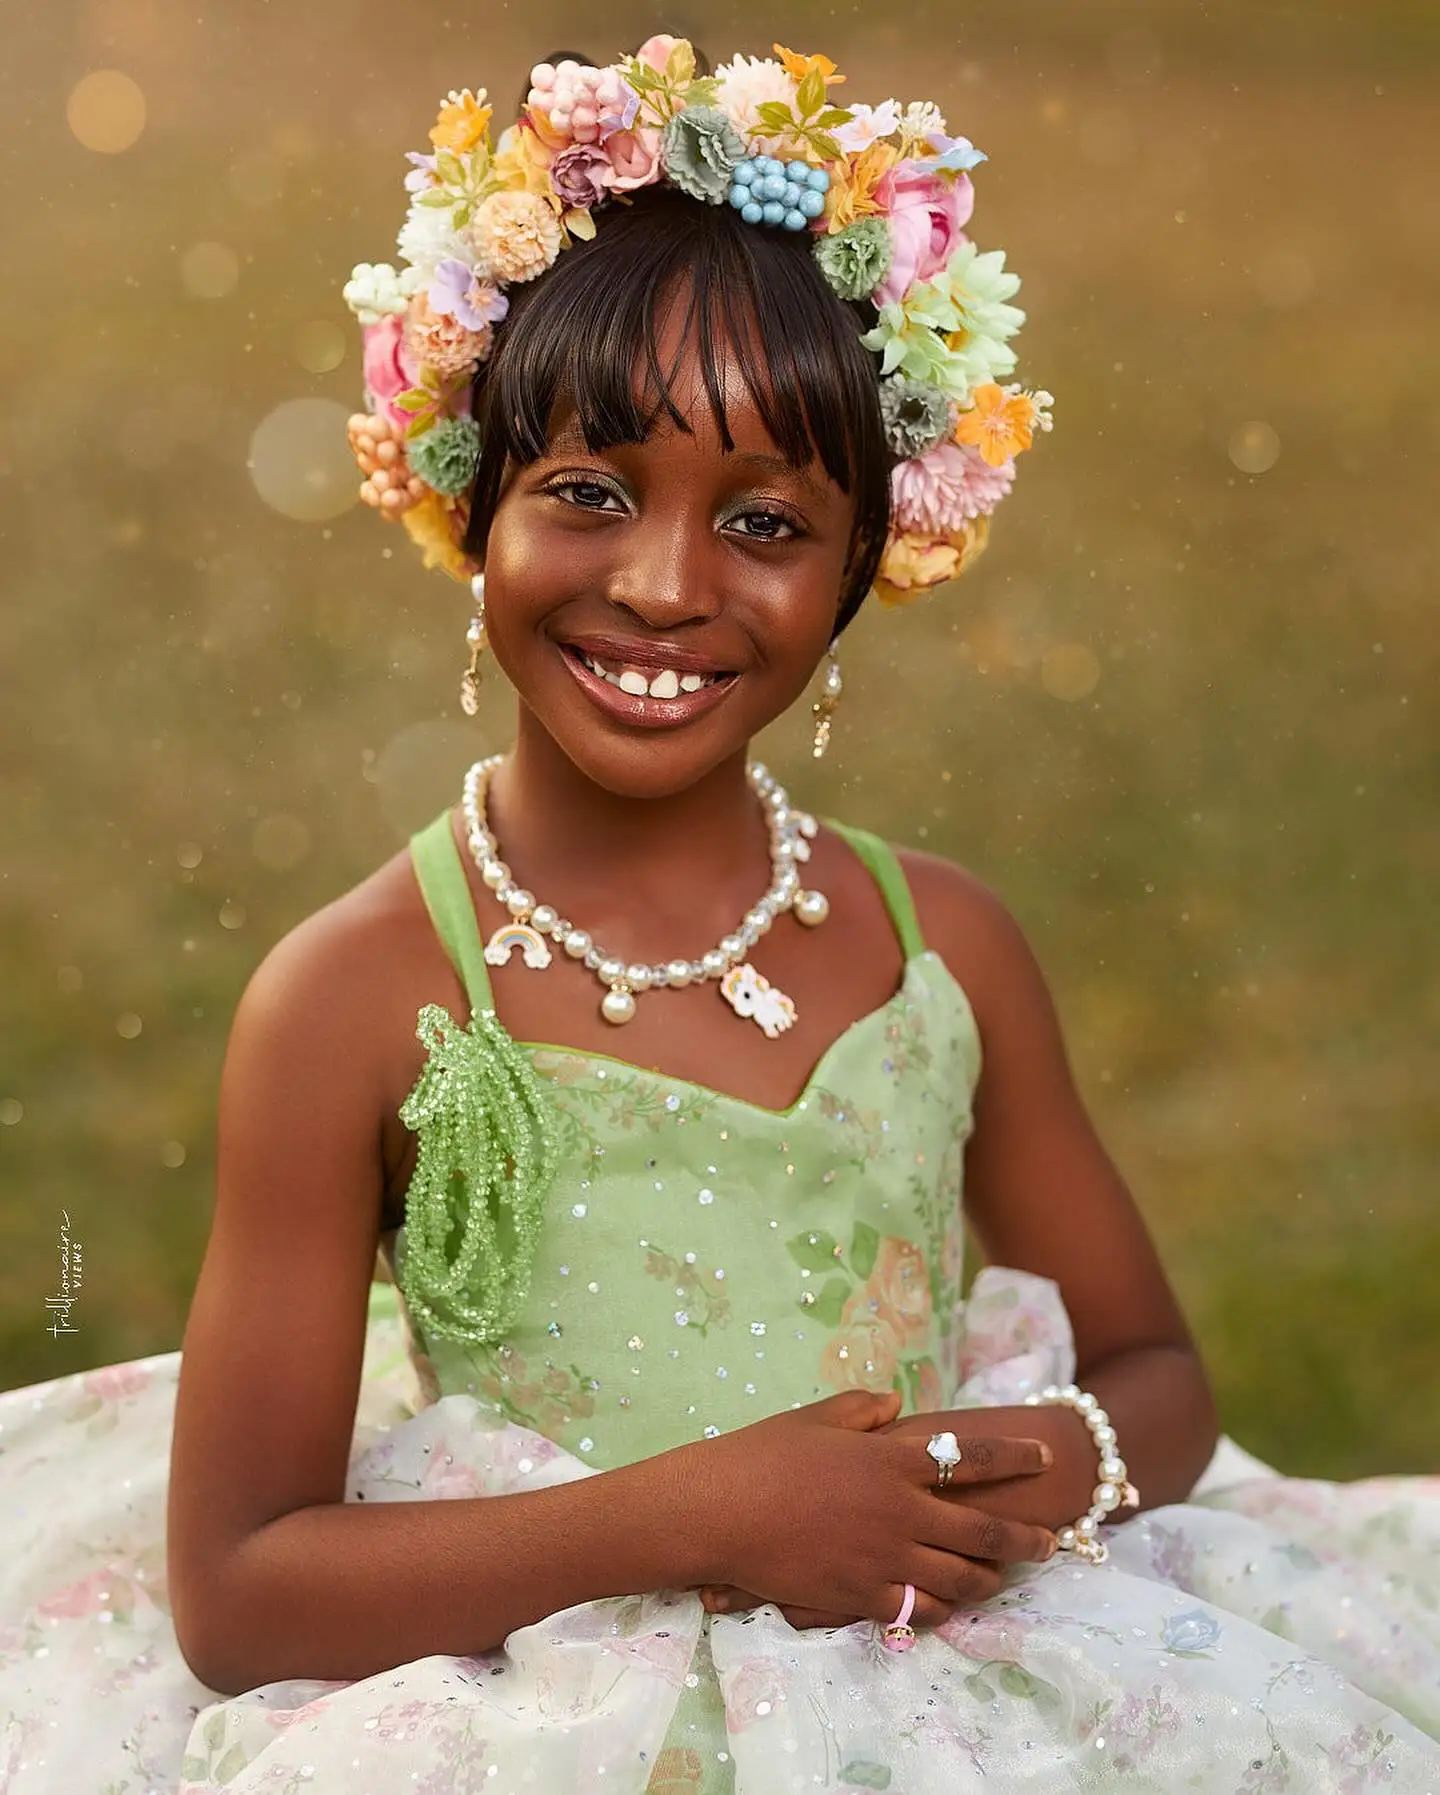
[341,35,1054,607]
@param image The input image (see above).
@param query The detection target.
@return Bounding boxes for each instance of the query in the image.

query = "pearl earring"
[460,572,486,717]
[811,644,843,759]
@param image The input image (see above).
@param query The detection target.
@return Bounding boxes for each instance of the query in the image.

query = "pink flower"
[362,314,420,431]
[635,33,681,74]
[873,159,975,305]
[868,1236,934,1349]
[550,142,614,210]
[940,1609,1037,1664]
[891,441,1016,532]
[604,124,664,190]
[819,1299,900,1392]
[721,1656,787,1732]
[81,1361,151,1401]
[38,1567,120,1619]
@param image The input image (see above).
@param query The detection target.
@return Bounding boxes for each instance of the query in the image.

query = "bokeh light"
[66,69,146,153]
[181,242,240,299]
[1228,420,1282,474]
[248,397,358,523]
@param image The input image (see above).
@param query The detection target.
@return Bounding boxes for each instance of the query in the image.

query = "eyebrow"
[543,426,828,498]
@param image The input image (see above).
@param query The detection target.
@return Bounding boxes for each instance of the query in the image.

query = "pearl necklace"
[461,755,830,1033]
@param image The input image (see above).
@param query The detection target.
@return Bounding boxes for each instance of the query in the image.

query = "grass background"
[1,0,1436,1476]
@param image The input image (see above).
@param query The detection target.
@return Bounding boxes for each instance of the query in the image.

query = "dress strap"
[826,820,927,960]
[408,810,496,1018]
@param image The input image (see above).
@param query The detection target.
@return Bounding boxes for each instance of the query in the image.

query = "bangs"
[462,186,892,631]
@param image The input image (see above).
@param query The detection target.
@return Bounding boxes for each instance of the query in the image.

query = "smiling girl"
[2,34,1438,1795]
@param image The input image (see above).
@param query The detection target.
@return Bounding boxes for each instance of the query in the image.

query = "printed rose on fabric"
[873,159,975,306]
[819,1296,900,1391]
[721,1655,788,1732]
[869,1235,934,1349]
[601,1628,695,1689]
[419,1445,488,1501]
[941,1608,1038,1665]
[362,314,421,431]
[1160,1608,1222,1656]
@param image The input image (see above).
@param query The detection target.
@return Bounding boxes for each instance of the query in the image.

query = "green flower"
[859,244,1026,403]
[661,105,747,204]
[813,218,893,302]
[877,375,953,458]
[408,417,482,497]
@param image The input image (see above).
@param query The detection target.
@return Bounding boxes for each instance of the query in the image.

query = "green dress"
[380,806,983,1792]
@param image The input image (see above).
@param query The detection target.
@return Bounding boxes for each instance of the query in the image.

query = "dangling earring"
[460,572,485,717]
[811,643,843,759]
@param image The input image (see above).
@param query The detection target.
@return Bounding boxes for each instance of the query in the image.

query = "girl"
[2,35,1437,1795]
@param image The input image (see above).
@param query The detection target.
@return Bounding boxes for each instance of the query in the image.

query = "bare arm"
[166,899,727,1697]
[892,853,1219,1519]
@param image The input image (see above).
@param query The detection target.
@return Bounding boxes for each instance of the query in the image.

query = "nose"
[603,510,722,633]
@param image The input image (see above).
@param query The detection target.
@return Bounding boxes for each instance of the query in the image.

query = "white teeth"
[648,668,680,700]
[679,673,704,693]
[577,650,720,697]
[618,669,649,696]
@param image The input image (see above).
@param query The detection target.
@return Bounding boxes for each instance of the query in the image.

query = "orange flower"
[430,88,493,154]
[400,488,477,581]
[868,1236,934,1350]
[819,1298,899,1392]
[873,517,990,607]
[773,43,846,86]
[825,139,900,230]
[954,383,1037,468]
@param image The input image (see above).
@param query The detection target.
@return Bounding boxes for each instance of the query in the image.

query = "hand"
[690,1388,1058,1634]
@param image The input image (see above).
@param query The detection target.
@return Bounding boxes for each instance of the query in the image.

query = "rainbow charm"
[483,922,553,970]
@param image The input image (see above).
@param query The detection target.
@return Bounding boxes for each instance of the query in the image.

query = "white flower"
[712,54,797,152]
[397,204,475,282]
[899,100,947,140]
[342,260,420,325]
[832,100,901,153]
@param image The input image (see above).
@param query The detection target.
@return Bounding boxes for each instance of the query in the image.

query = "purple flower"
[428,259,509,331]
[404,150,440,194]
[596,79,641,139]
[550,143,614,211]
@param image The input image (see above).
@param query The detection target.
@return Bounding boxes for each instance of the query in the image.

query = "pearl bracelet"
[1022,1382,1141,1566]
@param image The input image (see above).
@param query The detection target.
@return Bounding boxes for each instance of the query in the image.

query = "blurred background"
[1,0,1436,1477]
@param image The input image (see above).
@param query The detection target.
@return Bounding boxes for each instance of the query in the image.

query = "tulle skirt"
[3,1269,1438,1794]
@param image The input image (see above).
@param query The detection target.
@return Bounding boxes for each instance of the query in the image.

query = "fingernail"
[1039,1443,1054,1468]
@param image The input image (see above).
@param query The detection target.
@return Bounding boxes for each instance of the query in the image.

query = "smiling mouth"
[565,646,736,700]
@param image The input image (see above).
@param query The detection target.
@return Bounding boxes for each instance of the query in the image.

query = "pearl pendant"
[794,888,829,927]
[600,987,637,1026]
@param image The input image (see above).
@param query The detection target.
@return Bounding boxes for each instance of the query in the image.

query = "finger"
[777,1606,866,1630]
[908,1551,1009,1609]
[818,1388,904,1434]
[917,1502,1058,1568]
[899,1433,1054,1487]
[700,1587,763,1614]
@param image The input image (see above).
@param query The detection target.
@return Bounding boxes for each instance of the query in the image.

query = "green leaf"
[850,1221,879,1279]
[417,188,454,208]
[998,1664,1041,1699]
[755,101,796,129]
[203,1711,229,1750]
[665,39,696,85]
[797,67,827,118]
[180,1756,211,1781]
[394,389,431,413]
[435,149,466,184]
[808,1276,852,1328]
[837,1763,891,1791]
[810,130,843,160]
[786,1230,841,1273]
[687,76,719,107]
[816,107,855,128]
[213,1744,252,1784]
[963,1670,992,1700]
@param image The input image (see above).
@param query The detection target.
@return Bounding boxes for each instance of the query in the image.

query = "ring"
[882,1583,916,1653]
[926,1430,962,1489]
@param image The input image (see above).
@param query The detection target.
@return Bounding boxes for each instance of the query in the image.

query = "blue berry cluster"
[726,157,831,230]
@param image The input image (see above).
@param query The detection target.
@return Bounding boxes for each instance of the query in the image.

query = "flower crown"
[342,35,1054,607]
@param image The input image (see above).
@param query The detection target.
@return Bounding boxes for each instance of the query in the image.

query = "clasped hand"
[693,1388,1058,1635]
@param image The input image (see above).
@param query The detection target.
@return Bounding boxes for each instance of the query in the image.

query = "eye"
[546,476,626,513]
[725,508,801,542]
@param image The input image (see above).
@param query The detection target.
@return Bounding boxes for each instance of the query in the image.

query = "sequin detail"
[395,1002,560,1346]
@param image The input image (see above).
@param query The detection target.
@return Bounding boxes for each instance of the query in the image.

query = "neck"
[480,709,778,953]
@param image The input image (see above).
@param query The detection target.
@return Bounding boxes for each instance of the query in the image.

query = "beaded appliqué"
[395,1002,560,1347]
[720,963,798,1038]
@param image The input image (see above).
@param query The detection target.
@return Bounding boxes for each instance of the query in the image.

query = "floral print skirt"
[2,1270,1438,1795]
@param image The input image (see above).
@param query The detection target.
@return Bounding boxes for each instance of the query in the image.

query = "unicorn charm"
[720,963,798,1038]
[483,922,553,970]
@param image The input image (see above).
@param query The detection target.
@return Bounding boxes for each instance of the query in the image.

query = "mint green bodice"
[381,809,983,1468]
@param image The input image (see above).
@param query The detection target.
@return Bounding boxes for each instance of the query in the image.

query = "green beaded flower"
[813,217,893,303]
[661,105,747,205]
[408,417,482,498]
[395,1003,560,1346]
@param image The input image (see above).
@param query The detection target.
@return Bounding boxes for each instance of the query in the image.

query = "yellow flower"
[825,140,899,230]
[401,489,476,581]
[491,120,557,202]
[773,43,846,86]
[430,88,493,154]
[954,383,1037,468]
[873,516,990,607]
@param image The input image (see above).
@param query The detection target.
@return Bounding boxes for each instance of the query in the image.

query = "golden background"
[2,0,1436,1475]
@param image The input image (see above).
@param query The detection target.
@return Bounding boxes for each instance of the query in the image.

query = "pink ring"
[882,1583,917,1653]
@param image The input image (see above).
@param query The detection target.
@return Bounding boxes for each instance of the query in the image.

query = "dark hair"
[461,182,893,635]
